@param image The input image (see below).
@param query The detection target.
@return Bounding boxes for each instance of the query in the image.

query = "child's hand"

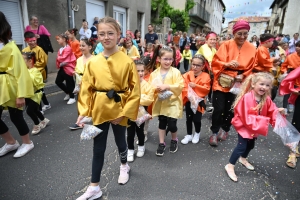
[278,107,286,115]
[157,84,170,92]
[189,82,196,88]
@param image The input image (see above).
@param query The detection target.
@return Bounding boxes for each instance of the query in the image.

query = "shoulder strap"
[37,25,40,34]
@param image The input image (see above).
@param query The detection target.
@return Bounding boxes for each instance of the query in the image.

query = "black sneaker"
[69,124,83,130]
[169,140,178,153]
[156,143,166,156]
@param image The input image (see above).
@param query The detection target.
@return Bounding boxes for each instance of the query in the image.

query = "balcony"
[189,2,210,23]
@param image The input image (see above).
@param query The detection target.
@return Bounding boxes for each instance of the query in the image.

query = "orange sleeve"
[194,73,211,97]
[254,47,274,72]
[280,57,289,74]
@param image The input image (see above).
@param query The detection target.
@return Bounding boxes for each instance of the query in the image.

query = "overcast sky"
[222,0,274,27]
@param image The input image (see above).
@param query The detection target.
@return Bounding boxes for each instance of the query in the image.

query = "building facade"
[0,0,151,73]
[267,0,300,36]
[227,16,270,40]
[205,0,225,34]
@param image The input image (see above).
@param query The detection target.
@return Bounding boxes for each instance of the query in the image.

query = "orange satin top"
[69,39,82,59]
[253,46,274,72]
[211,40,256,92]
[182,71,211,113]
[280,52,300,74]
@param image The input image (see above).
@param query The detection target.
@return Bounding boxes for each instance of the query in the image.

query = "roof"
[269,0,276,9]
[229,16,270,23]
[218,0,226,9]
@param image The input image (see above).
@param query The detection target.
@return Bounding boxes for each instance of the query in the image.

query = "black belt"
[35,89,43,94]
[0,72,7,74]
[252,69,260,73]
[96,89,125,102]
[78,73,83,76]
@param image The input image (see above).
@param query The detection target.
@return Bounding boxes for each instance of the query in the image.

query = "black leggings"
[127,120,145,149]
[91,122,127,183]
[185,101,202,135]
[292,96,300,132]
[211,90,236,133]
[55,68,75,98]
[0,106,29,136]
[183,58,189,71]
[229,134,256,165]
[158,115,178,133]
[39,89,50,110]
[25,98,45,125]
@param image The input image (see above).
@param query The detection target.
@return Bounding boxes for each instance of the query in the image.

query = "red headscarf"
[233,20,250,35]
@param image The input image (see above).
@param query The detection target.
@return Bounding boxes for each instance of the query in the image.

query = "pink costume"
[175,49,181,66]
[25,25,51,36]
[144,51,153,59]
[231,90,278,139]
[279,67,300,105]
[56,46,76,76]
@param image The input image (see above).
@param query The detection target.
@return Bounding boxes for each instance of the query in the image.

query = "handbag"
[218,73,235,88]
[37,25,54,53]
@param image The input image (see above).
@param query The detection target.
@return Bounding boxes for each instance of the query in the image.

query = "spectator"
[189,34,198,56]
[144,24,158,45]
[134,30,144,55]
[164,28,173,44]
[173,32,180,46]
[179,32,190,53]
[79,19,91,39]
[90,20,98,41]
[250,35,259,48]
[288,33,300,54]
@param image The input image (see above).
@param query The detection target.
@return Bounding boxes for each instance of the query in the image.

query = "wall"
[167,0,186,10]
[282,0,300,36]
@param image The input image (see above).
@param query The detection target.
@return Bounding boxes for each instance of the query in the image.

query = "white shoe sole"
[87,191,103,200]
[13,145,34,158]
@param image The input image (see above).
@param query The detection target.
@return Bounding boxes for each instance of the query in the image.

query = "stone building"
[227,16,270,40]
[266,0,300,36]
[0,0,151,73]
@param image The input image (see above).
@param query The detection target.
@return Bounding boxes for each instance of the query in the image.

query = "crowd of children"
[1,12,300,199]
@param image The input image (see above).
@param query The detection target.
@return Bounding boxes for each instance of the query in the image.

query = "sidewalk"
[44,72,60,94]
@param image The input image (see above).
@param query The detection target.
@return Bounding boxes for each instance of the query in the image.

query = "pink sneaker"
[118,164,130,185]
[76,186,102,200]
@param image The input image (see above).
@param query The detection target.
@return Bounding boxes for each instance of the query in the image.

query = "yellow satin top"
[75,55,94,84]
[149,67,184,119]
[119,45,140,60]
[140,79,154,106]
[22,45,48,80]
[78,51,141,126]
[0,41,34,109]
[196,43,216,63]
[28,67,44,104]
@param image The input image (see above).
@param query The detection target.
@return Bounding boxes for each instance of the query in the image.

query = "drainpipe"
[67,0,73,28]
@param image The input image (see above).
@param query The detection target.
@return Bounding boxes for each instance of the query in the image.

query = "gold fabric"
[149,67,184,119]
[78,51,141,126]
[74,56,94,85]
[119,46,140,60]
[22,46,48,80]
[0,41,34,109]
[28,67,44,104]
[196,44,217,63]
[140,80,155,106]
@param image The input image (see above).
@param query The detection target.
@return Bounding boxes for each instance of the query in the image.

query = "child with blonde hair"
[225,72,285,182]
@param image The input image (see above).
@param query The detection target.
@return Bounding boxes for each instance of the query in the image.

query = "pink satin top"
[56,46,76,76]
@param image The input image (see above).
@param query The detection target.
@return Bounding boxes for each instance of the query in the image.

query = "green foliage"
[151,0,195,32]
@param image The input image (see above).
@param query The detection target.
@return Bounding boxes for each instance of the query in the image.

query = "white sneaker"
[288,104,294,113]
[39,118,50,129]
[67,98,76,104]
[127,149,134,162]
[192,132,201,144]
[32,125,41,135]
[0,141,20,156]
[64,94,70,101]
[13,142,34,158]
[181,135,193,144]
[40,110,44,115]
[206,106,214,113]
[118,164,130,185]
[42,104,51,111]
[137,145,145,157]
[76,185,102,200]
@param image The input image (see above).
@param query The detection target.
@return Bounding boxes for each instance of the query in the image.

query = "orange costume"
[280,52,300,75]
[68,40,82,59]
[253,46,275,72]
[212,40,256,92]
[182,71,211,113]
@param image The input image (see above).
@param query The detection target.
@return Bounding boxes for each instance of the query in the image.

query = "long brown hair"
[232,72,274,111]
[146,45,175,72]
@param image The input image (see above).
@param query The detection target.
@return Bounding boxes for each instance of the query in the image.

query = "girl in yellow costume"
[69,37,94,130]
[0,12,34,158]
[149,45,184,157]
[22,52,50,135]
[120,37,140,60]
[76,17,140,199]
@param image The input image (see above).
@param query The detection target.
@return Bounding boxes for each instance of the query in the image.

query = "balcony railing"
[189,2,210,22]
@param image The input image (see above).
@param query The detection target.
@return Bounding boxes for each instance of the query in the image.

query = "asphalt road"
[0,91,300,200]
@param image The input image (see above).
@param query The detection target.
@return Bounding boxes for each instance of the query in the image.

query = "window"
[113,6,127,35]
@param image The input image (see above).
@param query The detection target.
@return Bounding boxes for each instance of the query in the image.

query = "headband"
[206,33,217,40]
[261,38,274,44]
[25,38,36,42]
